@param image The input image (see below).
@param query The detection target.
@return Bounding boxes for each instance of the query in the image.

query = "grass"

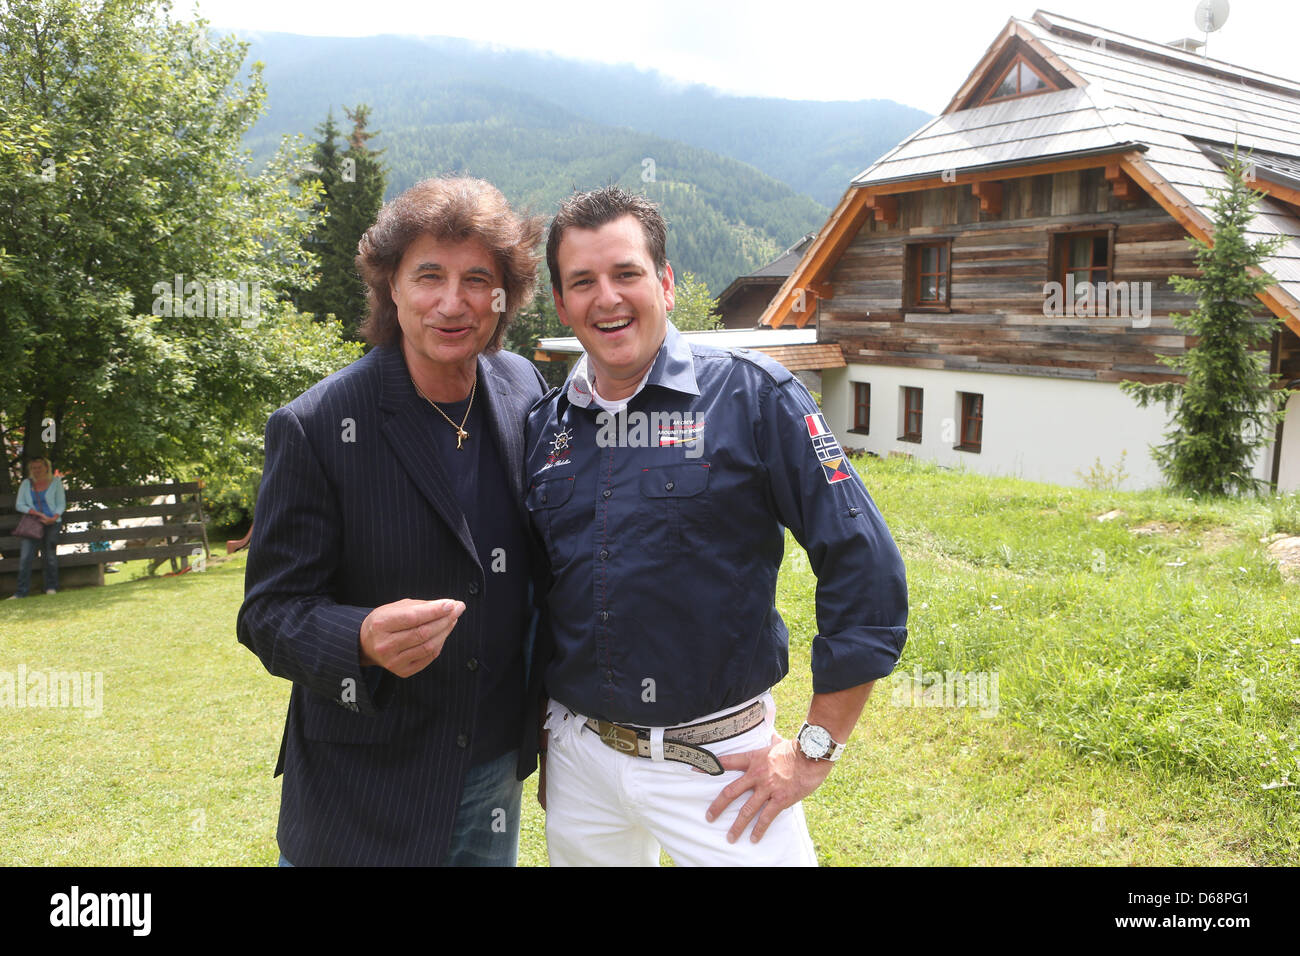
[1,456,1296,865]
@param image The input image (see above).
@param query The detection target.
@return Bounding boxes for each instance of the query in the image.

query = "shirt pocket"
[637,462,711,555]
[526,474,578,567]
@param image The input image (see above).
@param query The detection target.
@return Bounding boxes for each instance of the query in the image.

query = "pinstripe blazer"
[236,343,547,866]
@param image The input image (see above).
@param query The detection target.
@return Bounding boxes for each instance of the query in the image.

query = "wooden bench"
[0,481,211,593]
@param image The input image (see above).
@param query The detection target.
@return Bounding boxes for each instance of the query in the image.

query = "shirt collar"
[563,321,700,410]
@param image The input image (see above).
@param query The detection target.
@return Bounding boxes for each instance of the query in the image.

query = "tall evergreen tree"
[1122,153,1287,496]
[293,104,386,337]
[505,287,569,388]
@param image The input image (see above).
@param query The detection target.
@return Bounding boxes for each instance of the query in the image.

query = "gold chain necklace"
[413,377,476,450]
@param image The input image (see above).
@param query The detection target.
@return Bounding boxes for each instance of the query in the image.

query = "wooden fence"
[0,481,210,593]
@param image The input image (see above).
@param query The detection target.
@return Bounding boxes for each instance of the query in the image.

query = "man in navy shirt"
[527,187,908,865]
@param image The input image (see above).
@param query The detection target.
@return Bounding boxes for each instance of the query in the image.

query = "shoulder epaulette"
[729,347,793,385]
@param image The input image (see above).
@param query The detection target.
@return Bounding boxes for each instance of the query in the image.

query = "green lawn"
[1,456,1296,865]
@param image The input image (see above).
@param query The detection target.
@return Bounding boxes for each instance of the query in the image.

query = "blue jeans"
[15,520,59,597]
[277,749,523,867]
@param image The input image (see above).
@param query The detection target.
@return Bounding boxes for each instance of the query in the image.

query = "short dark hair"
[356,177,543,349]
[546,186,668,295]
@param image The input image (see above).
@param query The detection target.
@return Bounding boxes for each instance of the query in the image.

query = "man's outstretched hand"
[706,734,834,844]
[359,598,465,678]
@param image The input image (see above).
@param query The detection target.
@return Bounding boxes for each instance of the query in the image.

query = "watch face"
[801,725,832,758]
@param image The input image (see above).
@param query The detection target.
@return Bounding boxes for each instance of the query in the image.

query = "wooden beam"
[1105,162,1137,200]
[866,150,1136,197]
[1121,151,1300,340]
[1118,153,1213,239]
[971,180,1003,216]
[767,150,1140,330]
[806,281,834,300]
[944,19,1019,114]
[1251,174,1300,211]
[866,194,899,224]
[762,187,870,329]
[943,19,1089,114]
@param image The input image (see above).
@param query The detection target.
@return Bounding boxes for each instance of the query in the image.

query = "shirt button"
[599,610,609,622]
[602,488,612,499]
[541,492,548,504]
[604,670,613,681]
[468,582,479,596]
[849,507,860,517]
[466,658,479,671]
[664,481,675,491]
[599,549,609,560]
[456,734,468,748]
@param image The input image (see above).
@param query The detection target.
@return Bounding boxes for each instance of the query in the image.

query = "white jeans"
[544,694,818,867]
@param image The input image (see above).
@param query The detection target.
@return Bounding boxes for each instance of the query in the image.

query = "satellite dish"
[1194,0,1229,33]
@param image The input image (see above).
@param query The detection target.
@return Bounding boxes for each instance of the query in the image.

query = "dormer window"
[983,55,1055,104]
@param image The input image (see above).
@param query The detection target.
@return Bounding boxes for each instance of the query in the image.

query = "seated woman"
[11,456,65,597]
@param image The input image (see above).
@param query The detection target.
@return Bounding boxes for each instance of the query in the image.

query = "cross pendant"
[455,427,469,450]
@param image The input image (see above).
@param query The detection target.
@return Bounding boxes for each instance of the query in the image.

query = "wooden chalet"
[715,233,817,329]
[762,10,1300,489]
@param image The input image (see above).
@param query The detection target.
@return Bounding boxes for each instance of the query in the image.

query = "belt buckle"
[597,720,639,755]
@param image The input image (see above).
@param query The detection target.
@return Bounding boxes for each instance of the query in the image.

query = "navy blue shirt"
[525,323,909,726]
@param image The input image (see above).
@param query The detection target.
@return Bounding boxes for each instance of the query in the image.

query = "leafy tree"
[293,105,386,336]
[669,272,721,331]
[1122,153,1287,496]
[0,0,360,502]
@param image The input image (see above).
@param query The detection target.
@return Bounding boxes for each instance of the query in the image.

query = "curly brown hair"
[356,177,543,349]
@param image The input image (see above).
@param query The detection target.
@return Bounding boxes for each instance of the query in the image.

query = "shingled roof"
[764,9,1300,331]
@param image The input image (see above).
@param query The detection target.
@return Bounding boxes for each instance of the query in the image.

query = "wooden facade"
[758,11,1300,489]
[812,166,1281,385]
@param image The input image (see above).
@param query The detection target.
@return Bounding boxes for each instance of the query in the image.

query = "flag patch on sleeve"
[805,414,851,484]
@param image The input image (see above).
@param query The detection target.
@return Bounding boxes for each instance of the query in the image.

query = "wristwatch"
[795,722,845,762]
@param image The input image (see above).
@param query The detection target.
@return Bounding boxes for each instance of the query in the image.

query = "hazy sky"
[182,0,1296,115]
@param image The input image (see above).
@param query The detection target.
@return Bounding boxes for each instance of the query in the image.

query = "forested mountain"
[238,31,931,292]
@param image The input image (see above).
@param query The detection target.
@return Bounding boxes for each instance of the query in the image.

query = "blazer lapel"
[376,345,479,566]
[478,352,528,521]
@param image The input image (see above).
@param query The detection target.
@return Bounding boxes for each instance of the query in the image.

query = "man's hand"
[358,598,465,678]
[706,734,834,844]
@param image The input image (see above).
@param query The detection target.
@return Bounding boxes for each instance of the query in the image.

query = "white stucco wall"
[822,364,1275,490]
[1275,392,1300,493]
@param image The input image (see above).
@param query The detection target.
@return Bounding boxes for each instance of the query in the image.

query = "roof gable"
[950,33,1073,112]
[760,9,1300,332]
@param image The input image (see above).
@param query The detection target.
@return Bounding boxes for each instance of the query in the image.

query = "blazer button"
[466,658,479,671]
[468,582,480,596]
[456,734,468,748]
